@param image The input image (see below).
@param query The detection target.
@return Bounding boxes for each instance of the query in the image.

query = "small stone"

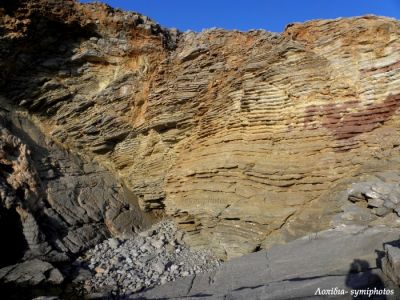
[95,267,106,274]
[395,207,400,217]
[170,264,178,272]
[160,276,167,285]
[367,198,385,208]
[389,192,400,204]
[384,199,396,209]
[151,239,164,249]
[373,207,391,217]
[365,190,382,200]
[154,261,165,273]
[47,268,64,284]
[108,238,120,249]
[140,244,153,253]
[165,244,174,252]
[136,237,145,247]
[371,183,393,195]
[72,268,93,283]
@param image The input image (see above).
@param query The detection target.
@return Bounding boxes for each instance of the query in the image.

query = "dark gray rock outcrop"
[0,259,63,286]
[0,108,153,288]
[131,226,400,299]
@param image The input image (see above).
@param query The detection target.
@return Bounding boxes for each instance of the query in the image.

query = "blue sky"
[80,0,400,32]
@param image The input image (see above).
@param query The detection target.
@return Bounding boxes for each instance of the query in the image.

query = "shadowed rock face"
[0,110,153,266]
[1,0,400,262]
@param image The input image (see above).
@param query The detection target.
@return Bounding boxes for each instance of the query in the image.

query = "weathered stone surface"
[2,0,400,261]
[0,259,63,286]
[0,106,153,284]
[78,220,220,296]
[329,173,400,231]
[131,226,400,299]
[382,243,400,286]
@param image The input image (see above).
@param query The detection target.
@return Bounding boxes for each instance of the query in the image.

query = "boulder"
[0,259,63,286]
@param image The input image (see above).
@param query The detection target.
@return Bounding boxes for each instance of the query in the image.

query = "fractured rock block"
[0,259,63,286]
[382,244,400,285]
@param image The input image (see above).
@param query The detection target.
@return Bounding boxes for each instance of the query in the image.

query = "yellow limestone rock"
[1,1,400,259]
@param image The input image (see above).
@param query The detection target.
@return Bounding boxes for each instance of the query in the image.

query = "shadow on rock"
[345,259,387,299]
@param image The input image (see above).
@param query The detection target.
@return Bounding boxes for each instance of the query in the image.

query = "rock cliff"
[1,0,400,271]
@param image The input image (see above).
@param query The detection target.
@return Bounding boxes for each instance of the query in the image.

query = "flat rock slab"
[130,226,400,299]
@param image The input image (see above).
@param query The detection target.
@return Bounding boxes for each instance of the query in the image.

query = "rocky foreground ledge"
[4,224,399,299]
[23,224,400,299]
[0,220,221,299]
[130,226,400,300]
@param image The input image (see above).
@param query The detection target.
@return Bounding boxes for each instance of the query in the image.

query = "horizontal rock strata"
[1,0,400,260]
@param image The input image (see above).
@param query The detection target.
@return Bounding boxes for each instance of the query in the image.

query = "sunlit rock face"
[1,0,400,260]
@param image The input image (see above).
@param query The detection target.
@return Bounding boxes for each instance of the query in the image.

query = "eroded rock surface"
[383,243,400,287]
[1,0,400,262]
[0,108,153,290]
[0,259,64,287]
[132,226,400,299]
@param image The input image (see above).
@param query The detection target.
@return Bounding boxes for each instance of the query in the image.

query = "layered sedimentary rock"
[0,107,152,275]
[1,0,400,261]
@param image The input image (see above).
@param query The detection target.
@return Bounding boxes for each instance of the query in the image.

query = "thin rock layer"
[1,0,400,260]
